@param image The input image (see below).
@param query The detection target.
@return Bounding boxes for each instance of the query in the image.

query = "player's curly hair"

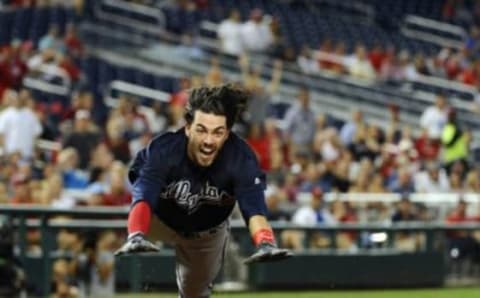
[184,84,249,129]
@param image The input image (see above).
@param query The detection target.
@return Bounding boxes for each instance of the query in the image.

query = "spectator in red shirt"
[102,163,131,206]
[446,199,478,263]
[246,123,271,171]
[58,54,81,82]
[415,128,441,161]
[64,23,84,58]
[368,43,386,73]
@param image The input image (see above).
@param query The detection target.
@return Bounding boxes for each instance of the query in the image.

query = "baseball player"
[115,84,292,297]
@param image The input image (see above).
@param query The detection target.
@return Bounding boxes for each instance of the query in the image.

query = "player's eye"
[213,130,224,137]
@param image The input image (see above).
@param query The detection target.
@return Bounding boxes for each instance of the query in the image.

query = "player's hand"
[114,232,160,256]
[244,242,293,265]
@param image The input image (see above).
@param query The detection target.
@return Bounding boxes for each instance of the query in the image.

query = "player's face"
[185,111,229,167]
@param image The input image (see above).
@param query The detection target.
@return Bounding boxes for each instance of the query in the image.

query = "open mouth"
[199,147,215,157]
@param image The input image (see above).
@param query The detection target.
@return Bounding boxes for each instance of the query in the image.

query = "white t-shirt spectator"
[217,19,243,55]
[0,106,42,158]
[413,169,450,193]
[240,20,273,53]
[419,105,448,139]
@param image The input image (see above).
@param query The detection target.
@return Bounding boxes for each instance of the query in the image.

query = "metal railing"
[94,0,166,34]
[104,80,170,107]
[401,14,466,49]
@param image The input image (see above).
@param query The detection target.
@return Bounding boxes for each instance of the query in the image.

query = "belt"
[177,222,226,239]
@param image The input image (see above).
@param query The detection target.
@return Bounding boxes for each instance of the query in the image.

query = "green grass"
[117,288,480,298]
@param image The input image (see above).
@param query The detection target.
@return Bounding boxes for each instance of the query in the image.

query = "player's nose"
[203,133,214,145]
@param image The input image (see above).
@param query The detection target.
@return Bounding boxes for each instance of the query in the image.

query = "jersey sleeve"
[131,139,167,208]
[234,154,268,223]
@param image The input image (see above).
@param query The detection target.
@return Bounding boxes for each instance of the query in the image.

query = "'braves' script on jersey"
[160,180,234,214]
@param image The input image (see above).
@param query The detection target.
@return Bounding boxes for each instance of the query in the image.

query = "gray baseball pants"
[149,217,229,298]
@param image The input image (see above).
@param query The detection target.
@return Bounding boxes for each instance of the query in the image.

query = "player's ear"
[185,124,191,138]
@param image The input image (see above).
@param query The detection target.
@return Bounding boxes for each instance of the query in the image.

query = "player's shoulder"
[224,132,258,164]
[147,129,186,155]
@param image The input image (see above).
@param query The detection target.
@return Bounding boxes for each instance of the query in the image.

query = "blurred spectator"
[329,199,358,251]
[240,8,273,53]
[264,185,290,222]
[205,57,224,86]
[58,54,82,82]
[441,109,470,174]
[0,40,28,91]
[368,43,386,73]
[174,33,205,60]
[10,175,34,204]
[90,231,117,297]
[297,45,319,74]
[246,123,271,171]
[446,199,479,268]
[56,147,89,189]
[391,197,423,252]
[465,169,480,192]
[64,23,84,58]
[38,24,66,54]
[414,162,450,193]
[52,259,79,298]
[217,9,243,56]
[339,109,363,146]
[104,114,131,164]
[284,187,333,251]
[283,88,316,154]
[63,109,101,170]
[0,89,42,159]
[347,44,376,80]
[388,166,415,197]
[415,128,441,161]
[239,55,282,125]
[420,94,448,141]
[101,163,131,206]
[141,101,169,134]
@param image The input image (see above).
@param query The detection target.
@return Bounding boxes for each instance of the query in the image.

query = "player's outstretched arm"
[244,215,293,264]
[115,201,159,256]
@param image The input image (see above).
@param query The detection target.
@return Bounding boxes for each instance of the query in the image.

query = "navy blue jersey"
[129,129,267,232]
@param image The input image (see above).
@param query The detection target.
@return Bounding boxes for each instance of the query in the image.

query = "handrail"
[401,15,466,49]
[407,74,477,99]
[321,192,480,203]
[10,217,480,231]
[97,0,165,30]
[404,15,467,38]
[22,77,70,96]
[312,0,375,19]
[0,204,129,216]
[400,27,464,49]
[105,80,170,107]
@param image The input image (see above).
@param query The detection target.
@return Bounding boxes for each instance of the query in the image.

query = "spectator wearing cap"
[63,109,101,170]
[240,8,273,53]
[0,89,42,159]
